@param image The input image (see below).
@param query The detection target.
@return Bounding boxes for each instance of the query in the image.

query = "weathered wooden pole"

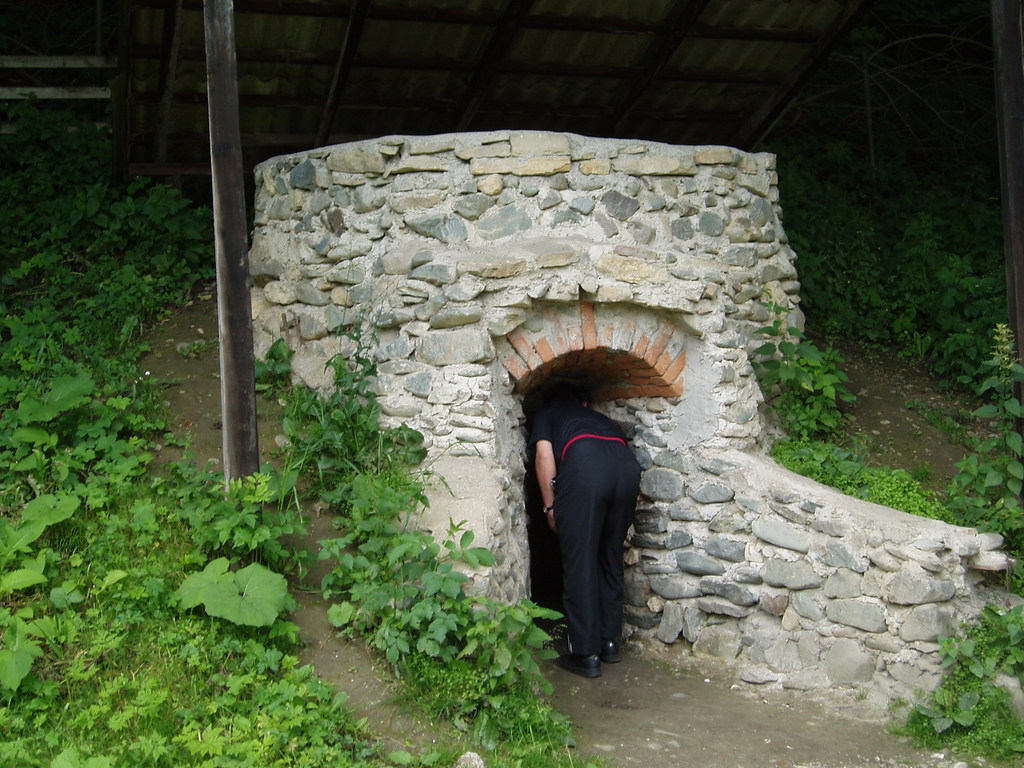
[204,0,260,481]
[993,0,1024,360]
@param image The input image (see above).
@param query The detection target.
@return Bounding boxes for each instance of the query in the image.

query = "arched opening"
[518,368,653,614]
[499,303,690,613]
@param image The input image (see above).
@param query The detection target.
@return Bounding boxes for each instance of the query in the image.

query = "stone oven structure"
[248,131,1014,708]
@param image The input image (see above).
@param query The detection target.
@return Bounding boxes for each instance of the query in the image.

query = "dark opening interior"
[522,374,609,614]
[522,383,564,615]
[522,373,643,653]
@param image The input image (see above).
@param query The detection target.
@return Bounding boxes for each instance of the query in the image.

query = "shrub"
[769,135,1005,389]
[270,328,564,747]
[900,604,1024,760]
[771,439,953,523]
[752,302,856,441]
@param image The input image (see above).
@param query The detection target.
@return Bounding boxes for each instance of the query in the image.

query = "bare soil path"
[140,295,984,768]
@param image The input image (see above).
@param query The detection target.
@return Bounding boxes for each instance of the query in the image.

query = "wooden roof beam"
[0,86,111,99]
[133,88,750,126]
[131,43,337,64]
[154,0,185,163]
[126,43,787,86]
[612,0,712,136]
[0,56,117,68]
[315,0,370,148]
[735,0,873,148]
[455,0,535,131]
[687,23,819,44]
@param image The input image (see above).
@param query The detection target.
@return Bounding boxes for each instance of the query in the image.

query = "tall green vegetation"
[269,334,571,752]
[0,103,377,765]
[1,102,591,767]
[771,138,1004,385]
[758,4,1024,753]
[764,0,1002,386]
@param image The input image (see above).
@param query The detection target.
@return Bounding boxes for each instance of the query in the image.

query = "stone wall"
[248,130,1015,706]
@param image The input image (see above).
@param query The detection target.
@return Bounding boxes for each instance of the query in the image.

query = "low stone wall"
[627,448,1014,708]
[247,130,1015,706]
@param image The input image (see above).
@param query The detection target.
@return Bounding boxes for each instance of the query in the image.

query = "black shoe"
[600,640,621,664]
[558,653,601,678]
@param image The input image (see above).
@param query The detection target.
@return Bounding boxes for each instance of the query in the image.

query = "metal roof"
[111,0,872,175]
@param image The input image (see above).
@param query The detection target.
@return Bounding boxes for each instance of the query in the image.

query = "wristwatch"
[544,505,555,513]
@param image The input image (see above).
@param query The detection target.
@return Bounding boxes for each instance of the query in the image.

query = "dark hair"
[544,380,588,404]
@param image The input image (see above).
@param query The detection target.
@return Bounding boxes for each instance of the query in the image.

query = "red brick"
[507,329,543,368]
[535,337,556,363]
[580,302,598,348]
[662,348,687,383]
[631,367,658,379]
[502,351,530,383]
[630,333,650,359]
[643,326,674,367]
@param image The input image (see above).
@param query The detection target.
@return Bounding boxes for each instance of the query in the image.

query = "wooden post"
[993,0,1024,509]
[204,0,260,481]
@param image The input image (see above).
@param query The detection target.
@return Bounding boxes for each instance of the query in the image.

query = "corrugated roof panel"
[119,0,871,173]
[673,37,810,73]
[531,0,677,25]
[511,27,651,69]
[360,18,488,59]
[702,0,846,33]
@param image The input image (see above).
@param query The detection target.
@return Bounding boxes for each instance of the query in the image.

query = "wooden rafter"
[737,0,874,148]
[0,56,116,68]
[315,0,370,148]
[611,0,712,136]
[455,0,535,131]
[154,0,185,162]
[0,87,111,99]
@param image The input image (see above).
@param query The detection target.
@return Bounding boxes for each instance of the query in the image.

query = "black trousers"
[552,438,641,657]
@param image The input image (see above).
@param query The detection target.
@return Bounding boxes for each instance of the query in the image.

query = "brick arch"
[501,302,688,401]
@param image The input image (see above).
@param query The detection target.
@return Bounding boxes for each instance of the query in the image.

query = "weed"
[752,301,856,441]
[945,325,1024,587]
[174,338,217,359]
[904,398,971,446]
[899,605,1024,760]
[770,439,953,523]
[254,337,294,397]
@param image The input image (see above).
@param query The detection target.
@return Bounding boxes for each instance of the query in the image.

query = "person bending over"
[529,381,641,678]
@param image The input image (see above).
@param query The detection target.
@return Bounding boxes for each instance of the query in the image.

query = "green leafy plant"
[752,302,856,440]
[174,557,291,627]
[946,325,1024,580]
[771,439,953,522]
[167,463,308,573]
[254,337,294,397]
[901,604,1024,759]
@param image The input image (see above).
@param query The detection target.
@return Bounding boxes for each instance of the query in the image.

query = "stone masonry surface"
[248,131,1018,710]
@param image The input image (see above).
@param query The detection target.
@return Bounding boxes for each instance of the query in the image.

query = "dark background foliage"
[763,0,1006,386]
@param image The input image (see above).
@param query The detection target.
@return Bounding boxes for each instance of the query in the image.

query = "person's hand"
[545,507,557,533]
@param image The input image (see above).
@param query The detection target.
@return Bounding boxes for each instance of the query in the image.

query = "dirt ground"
[140,293,988,768]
